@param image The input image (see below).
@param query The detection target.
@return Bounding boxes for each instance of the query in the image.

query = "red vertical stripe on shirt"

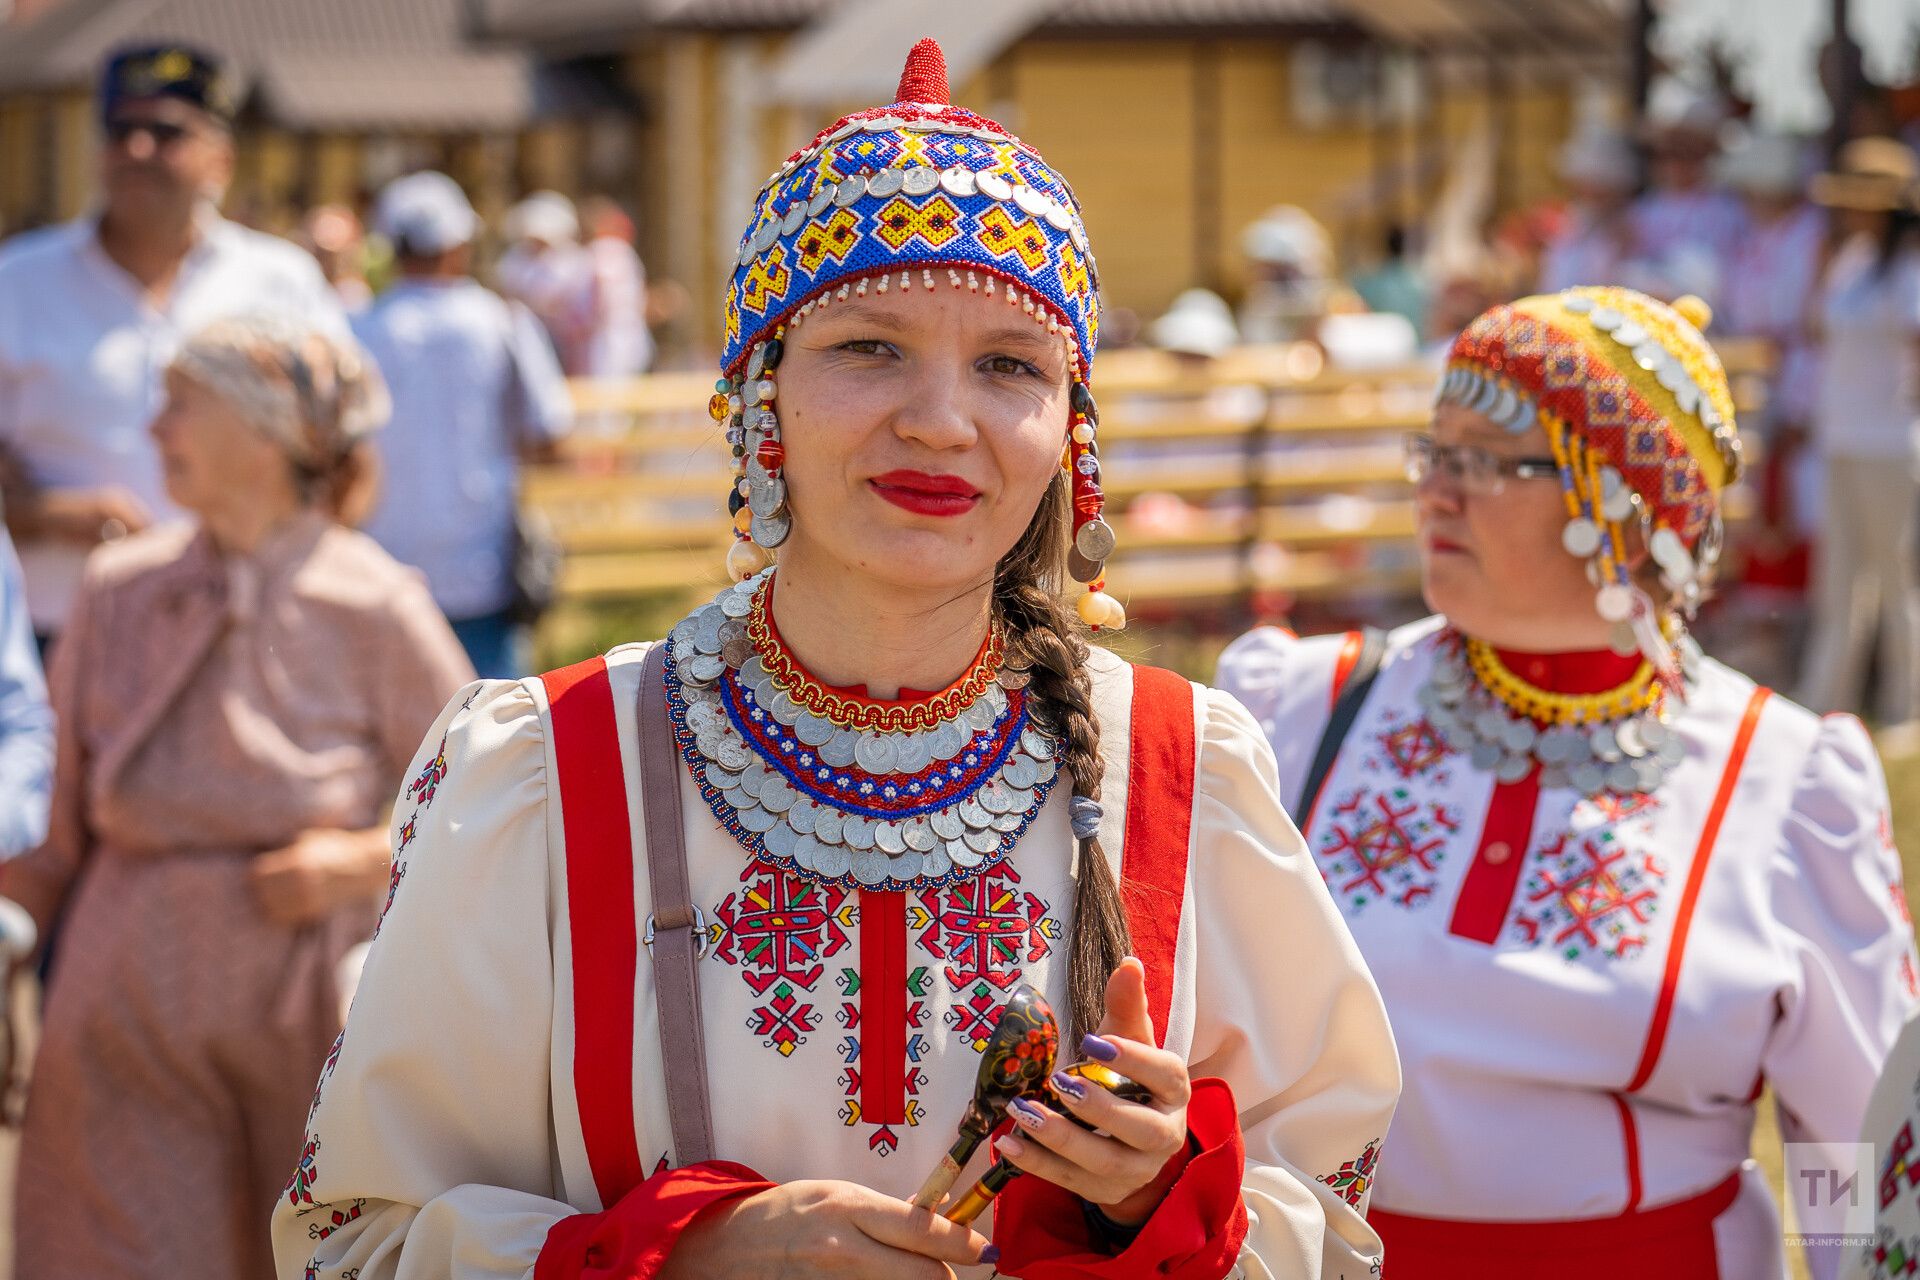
[541,656,646,1207]
[859,889,908,1125]
[1328,630,1367,711]
[1612,1092,1645,1212]
[1624,687,1771,1094]
[1121,664,1199,1047]
[1447,767,1542,943]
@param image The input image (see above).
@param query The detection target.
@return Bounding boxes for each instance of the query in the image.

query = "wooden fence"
[531,339,1772,624]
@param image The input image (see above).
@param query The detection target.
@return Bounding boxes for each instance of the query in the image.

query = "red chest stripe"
[1121,664,1200,1047]
[1624,686,1771,1093]
[542,657,647,1207]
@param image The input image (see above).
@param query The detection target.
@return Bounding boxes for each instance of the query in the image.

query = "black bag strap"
[1297,628,1389,824]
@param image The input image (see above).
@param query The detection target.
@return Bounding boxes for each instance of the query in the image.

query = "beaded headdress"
[1437,287,1740,679]
[712,38,1123,629]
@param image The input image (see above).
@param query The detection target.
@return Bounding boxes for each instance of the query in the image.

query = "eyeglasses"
[105,118,194,148]
[1402,432,1558,496]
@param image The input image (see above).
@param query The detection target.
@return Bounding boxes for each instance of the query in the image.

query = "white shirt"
[1814,236,1920,462]
[1722,204,1827,427]
[578,236,652,379]
[272,642,1401,1280]
[0,210,348,632]
[352,278,573,619]
[1218,620,1917,1279]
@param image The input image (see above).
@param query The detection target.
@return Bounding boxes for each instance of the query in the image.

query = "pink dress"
[4,512,473,1280]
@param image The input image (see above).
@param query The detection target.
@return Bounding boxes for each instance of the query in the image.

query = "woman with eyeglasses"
[1,314,474,1280]
[1218,287,1918,1278]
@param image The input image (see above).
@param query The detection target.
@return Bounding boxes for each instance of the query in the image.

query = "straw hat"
[1809,136,1919,212]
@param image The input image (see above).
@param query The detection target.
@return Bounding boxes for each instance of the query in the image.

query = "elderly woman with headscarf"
[4,314,475,1280]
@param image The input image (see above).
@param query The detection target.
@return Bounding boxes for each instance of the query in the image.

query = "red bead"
[756,440,785,471]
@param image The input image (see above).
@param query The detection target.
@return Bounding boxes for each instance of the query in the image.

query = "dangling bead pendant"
[724,332,792,580]
[1062,379,1122,629]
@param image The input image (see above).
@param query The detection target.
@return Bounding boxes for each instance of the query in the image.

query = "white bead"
[1561,517,1603,558]
[1595,583,1634,621]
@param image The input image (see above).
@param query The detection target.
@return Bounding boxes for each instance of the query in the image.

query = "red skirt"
[1371,1172,1741,1279]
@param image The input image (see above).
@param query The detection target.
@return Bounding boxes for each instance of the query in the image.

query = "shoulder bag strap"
[1297,627,1388,828]
[637,642,716,1168]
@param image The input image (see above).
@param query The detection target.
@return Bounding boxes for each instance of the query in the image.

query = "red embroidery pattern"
[1317,1138,1381,1208]
[1379,718,1453,779]
[835,963,931,1154]
[407,735,449,807]
[1313,787,1457,914]
[912,864,1060,1050]
[1512,834,1666,961]
[286,1135,321,1206]
[376,732,455,939]
[710,858,853,1056]
[307,1031,345,1122]
[303,1199,365,1243]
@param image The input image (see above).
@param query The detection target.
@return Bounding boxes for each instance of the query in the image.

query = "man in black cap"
[0,43,348,647]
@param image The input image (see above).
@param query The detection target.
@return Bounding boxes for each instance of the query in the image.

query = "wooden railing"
[532,339,1773,622]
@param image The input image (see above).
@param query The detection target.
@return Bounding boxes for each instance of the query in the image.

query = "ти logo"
[1786,1142,1876,1246]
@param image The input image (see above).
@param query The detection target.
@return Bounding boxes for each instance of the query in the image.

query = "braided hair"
[993,473,1130,1039]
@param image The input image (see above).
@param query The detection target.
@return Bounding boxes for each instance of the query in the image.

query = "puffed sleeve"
[272,678,571,1279]
[1213,626,1351,812]
[1765,713,1920,1220]
[993,688,1399,1280]
[1187,689,1400,1279]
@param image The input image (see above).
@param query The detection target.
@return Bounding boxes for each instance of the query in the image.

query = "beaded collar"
[1418,629,1699,797]
[664,570,1062,889]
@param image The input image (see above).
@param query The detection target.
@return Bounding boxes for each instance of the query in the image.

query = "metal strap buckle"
[643,906,711,960]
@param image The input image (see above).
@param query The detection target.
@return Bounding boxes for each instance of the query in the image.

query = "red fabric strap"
[992,1077,1249,1279]
[541,657,645,1208]
[1119,664,1199,1047]
[1624,686,1770,1092]
[1371,1170,1738,1278]
[535,1161,774,1280]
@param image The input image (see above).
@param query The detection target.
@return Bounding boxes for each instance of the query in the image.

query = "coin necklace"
[663,569,1062,889]
[1417,631,1699,797]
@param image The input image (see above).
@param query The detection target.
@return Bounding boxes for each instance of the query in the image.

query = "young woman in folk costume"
[274,41,1398,1280]
[1217,287,1920,1279]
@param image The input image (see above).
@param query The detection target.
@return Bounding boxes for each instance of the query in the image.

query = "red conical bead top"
[895,37,949,105]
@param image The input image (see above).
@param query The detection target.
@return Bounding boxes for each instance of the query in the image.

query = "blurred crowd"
[0,34,1919,1278]
[1128,84,1920,735]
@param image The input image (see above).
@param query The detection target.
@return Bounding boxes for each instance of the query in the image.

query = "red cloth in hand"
[992,1076,1248,1279]
[535,1161,774,1280]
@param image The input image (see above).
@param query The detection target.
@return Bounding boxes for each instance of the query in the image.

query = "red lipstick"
[870,470,982,518]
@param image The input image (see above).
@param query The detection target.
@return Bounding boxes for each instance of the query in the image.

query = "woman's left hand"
[994,957,1191,1226]
[248,827,388,926]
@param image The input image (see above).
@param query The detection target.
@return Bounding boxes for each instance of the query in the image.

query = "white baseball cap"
[374,170,480,255]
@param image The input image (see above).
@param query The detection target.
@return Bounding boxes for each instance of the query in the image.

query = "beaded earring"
[715,331,789,582]
[1066,381,1124,632]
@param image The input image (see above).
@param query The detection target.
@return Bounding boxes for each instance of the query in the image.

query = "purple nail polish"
[1051,1070,1087,1100]
[980,1244,1002,1265]
[1010,1097,1047,1128]
[1081,1033,1120,1062]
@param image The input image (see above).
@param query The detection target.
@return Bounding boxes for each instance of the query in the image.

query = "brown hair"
[993,472,1131,1039]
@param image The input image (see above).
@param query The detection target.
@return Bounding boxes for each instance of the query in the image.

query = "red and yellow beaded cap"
[1438,287,1742,680]
[1443,287,1743,610]
[711,38,1123,631]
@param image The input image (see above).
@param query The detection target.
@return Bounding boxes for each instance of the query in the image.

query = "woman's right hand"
[662,1179,998,1279]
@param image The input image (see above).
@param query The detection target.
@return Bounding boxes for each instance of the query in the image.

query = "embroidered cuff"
[992,1077,1248,1280]
[534,1160,774,1280]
